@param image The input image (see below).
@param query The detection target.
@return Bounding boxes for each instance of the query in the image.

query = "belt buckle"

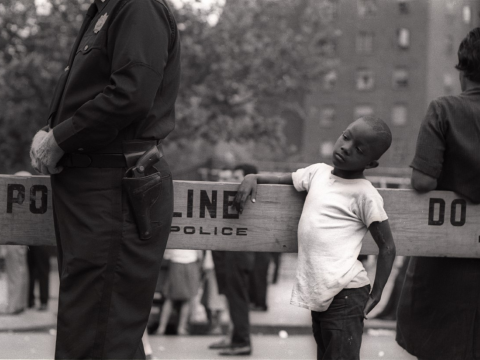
[70,153,92,168]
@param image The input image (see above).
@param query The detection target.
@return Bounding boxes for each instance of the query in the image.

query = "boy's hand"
[233,174,258,214]
[363,294,380,319]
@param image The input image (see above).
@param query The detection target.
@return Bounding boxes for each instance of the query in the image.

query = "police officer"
[30,0,180,359]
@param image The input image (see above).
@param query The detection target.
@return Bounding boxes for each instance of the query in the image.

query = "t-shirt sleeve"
[292,163,324,192]
[410,100,446,178]
[358,190,388,228]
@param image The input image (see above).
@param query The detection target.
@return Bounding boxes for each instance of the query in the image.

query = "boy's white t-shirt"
[290,163,388,312]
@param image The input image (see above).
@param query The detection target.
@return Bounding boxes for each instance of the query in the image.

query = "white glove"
[30,130,48,172]
[34,131,65,175]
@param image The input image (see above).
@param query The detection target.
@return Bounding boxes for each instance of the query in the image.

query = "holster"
[122,141,163,240]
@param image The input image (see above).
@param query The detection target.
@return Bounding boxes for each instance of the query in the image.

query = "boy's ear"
[365,160,379,169]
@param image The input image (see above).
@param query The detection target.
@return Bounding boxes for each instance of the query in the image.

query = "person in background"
[396,28,480,360]
[0,245,28,315]
[209,164,257,356]
[248,252,271,312]
[201,249,227,335]
[27,245,52,311]
[158,249,202,335]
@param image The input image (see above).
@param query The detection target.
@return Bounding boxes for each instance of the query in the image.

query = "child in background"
[234,115,396,359]
[158,249,202,335]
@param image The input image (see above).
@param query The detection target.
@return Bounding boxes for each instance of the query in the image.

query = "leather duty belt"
[59,142,164,168]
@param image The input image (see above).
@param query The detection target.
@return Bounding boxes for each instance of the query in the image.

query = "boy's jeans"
[311,285,370,360]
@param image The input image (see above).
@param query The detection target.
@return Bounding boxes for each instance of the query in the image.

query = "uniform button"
[64,66,69,72]
[345,296,348,299]
[84,45,89,51]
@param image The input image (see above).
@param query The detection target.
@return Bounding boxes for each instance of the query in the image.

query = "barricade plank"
[0,175,479,258]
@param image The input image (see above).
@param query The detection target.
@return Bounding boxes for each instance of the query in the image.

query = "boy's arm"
[364,219,396,318]
[233,173,293,214]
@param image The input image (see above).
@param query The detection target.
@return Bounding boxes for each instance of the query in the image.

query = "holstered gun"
[122,145,163,240]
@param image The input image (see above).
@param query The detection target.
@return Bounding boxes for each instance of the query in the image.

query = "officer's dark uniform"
[45,0,180,358]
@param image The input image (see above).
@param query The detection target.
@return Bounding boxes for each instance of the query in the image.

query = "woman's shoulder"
[433,93,476,109]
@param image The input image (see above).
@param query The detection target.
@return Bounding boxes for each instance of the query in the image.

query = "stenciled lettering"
[450,199,466,226]
[200,190,217,218]
[200,227,210,235]
[223,191,239,219]
[221,227,233,235]
[184,226,195,234]
[187,189,194,218]
[169,225,248,237]
[6,184,26,213]
[30,185,48,214]
[428,198,467,227]
[428,198,445,226]
[236,228,247,236]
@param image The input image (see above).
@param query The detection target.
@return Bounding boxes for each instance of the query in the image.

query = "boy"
[233,116,396,360]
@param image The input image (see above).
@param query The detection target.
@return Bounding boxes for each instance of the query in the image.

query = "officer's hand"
[363,294,380,319]
[34,131,65,175]
[233,174,258,214]
[30,130,48,173]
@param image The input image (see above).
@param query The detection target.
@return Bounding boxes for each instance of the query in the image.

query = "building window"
[397,28,410,49]
[463,6,471,24]
[356,32,374,54]
[323,70,338,91]
[391,104,408,126]
[319,106,335,128]
[317,37,337,56]
[354,105,374,120]
[324,0,339,21]
[356,69,375,91]
[398,0,410,14]
[446,0,456,15]
[358,0,377,17]
[392,68,409,89]
[320,141,334,158]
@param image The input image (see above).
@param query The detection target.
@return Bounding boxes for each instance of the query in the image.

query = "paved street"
[0,254,413,359]
[0,331,416,360]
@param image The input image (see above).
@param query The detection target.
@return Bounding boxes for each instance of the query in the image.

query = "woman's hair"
[455,27,480,83]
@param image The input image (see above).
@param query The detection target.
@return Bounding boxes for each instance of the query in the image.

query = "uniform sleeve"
[358,190,388,228]
[53,0,172,152]
[410,100,447,178]
[292,163,324,192]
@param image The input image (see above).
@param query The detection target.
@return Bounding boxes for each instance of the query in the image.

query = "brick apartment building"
[297,0,480,174]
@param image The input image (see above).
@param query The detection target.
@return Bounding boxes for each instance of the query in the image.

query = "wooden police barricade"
[0,175,479,258]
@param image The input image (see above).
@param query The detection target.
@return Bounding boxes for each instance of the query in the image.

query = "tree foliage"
[0,0,335,174]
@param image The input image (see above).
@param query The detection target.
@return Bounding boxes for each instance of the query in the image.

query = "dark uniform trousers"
[51,158,173,359]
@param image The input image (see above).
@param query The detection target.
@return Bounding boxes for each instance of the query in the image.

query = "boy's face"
[332,118,383,173]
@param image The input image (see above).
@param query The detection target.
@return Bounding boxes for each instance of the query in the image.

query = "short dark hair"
[455,27,480,83]
[360,115,392,157]
[234,164,258,176]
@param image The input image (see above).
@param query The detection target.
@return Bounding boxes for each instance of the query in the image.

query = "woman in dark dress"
[396,28,480,360]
